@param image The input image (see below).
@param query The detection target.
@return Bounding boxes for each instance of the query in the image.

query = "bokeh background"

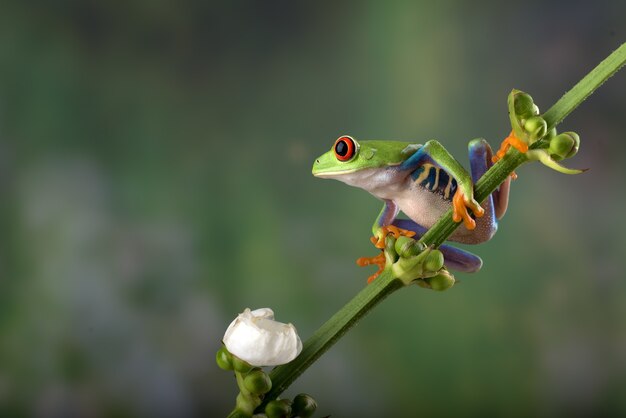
[1,1,625,417]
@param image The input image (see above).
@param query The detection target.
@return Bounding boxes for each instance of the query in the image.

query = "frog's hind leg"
[440,244,483,273]
[469,139,511,220]
[392,219,483,273]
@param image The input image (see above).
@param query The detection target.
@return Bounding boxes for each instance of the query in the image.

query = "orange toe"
[356,252,387,283]
[492,131,528,163]
[452,190,477,230]
[372,225,416,249]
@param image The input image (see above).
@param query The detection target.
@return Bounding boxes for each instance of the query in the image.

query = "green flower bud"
[513,92,537,119]
[531,103,540,116]
[549,132,580,161]
[265,399,292,418]
[425,269,455,291]
[216,346,234,371]
[292,393,317,418]
[423,249,444,273]
[231,410,253,418]
[235,393,255,416]
[394,236,421,258]
[243,369,272,395]
[232,355,253,374]
[392,245,446,285]
[523,116,548,142]
[544,127,557,141]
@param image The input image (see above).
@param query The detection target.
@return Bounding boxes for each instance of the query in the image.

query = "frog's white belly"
[392,180,450,228]
[343,168,450,228]
[372,176,495,244]
[323,166,495,244]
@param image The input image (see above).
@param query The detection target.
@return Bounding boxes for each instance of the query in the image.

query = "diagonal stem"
[542,42,626,130]
[252,42,626,414]
[262,271,403,404]
[420,42,626,248]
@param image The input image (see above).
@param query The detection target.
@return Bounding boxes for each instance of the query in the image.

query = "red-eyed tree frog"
[312,136,512,282]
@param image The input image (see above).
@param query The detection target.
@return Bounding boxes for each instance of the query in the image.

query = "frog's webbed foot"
[358,225,416,283]
[491,130,528,179]
[452,188,485,230]
[358,237,453,289]
[371,225,416,249]
[356,252,386,284]
[492,130,529,162]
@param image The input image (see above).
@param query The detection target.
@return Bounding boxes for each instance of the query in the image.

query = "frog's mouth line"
[312,169,357,178]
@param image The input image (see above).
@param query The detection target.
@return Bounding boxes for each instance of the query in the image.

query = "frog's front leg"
[369,199,415,249]
[401,140,484,230]
[357,199,416,283]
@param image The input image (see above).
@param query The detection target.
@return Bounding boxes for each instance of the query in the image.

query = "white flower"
[223,308,302,367]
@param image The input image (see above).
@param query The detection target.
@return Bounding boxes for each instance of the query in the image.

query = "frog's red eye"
[334,135,357,161]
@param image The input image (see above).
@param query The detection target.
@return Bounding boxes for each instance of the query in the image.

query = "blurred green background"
[1,1,625,417]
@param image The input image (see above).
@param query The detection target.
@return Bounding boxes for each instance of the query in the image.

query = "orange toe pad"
[372,225,416,249]
[492,130,529,163]
[452,189,484,230]
[356,252,386,283]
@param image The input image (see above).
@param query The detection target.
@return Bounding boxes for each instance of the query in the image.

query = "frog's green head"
[312,135,416,179]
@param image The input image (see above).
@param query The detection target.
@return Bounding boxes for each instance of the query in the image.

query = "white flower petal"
[223,308,302,367]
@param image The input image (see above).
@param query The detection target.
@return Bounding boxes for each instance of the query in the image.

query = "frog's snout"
[312,159,320,176]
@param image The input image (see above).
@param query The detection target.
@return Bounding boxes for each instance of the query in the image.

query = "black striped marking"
[410,164,457,200]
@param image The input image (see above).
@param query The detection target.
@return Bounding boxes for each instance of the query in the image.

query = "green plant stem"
[419,152,528,248]
[421,42,626,248]
[251,42,626,414]
[262,271,403,406]
[542,42,626,130]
